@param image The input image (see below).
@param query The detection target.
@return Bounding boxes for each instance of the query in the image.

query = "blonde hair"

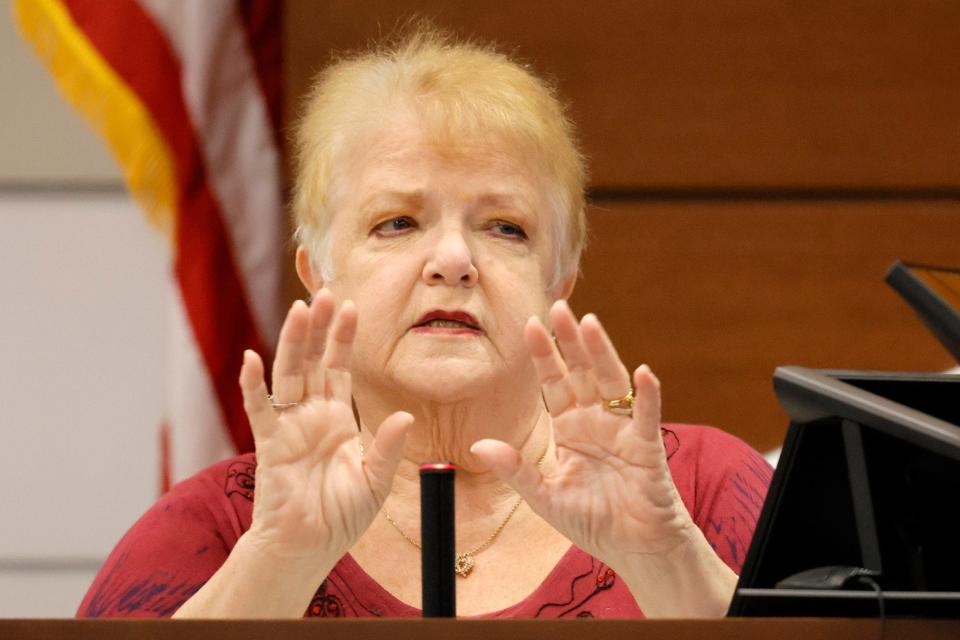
[292,24,587,287]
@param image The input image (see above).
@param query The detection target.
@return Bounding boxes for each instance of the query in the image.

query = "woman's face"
[323,117,564,403]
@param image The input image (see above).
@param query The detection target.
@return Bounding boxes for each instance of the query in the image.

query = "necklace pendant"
[454,553,475,578]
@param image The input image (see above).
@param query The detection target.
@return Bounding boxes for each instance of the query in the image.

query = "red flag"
[16,0,284,488]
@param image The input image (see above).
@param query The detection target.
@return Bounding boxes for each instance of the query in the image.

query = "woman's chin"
[387,358,500,404]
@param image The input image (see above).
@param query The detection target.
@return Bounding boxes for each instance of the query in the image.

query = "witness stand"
[0,618,958,640]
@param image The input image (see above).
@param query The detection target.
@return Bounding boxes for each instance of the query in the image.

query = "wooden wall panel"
[572,201,960,451]
[286,1,960,190]
[283,2,960,453]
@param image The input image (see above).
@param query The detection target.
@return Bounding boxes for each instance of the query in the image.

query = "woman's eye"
[372,216,416,236]
[491,221,528,240]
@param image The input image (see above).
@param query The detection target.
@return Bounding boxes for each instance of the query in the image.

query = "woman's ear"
[553,271,577,301]
[295,245,323,294]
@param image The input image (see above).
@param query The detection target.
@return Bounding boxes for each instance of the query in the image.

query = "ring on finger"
[603,389,634,415]
[267,394,299,410]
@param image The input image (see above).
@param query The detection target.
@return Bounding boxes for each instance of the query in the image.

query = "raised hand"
[471,300,735,617]
[472,299,690,560]
[239,290,413,561]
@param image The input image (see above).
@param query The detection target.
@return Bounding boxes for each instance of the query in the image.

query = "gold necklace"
[359,441,547,578]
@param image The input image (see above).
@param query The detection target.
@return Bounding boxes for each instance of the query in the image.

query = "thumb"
[471,439,547,513]
[362,411,413,502]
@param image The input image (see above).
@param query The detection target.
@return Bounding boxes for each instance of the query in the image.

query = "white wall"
[0,191,167,616]
[0,6,165,618]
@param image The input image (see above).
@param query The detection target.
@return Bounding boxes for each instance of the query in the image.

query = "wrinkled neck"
[355,378,553,541]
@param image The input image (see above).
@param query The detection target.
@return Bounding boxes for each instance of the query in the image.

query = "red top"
[77,424,773,618]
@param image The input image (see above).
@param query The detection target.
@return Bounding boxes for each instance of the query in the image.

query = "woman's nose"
[422,227,479,286]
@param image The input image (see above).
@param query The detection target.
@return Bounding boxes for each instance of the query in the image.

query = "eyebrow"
[474,192,529,211]
[357,190,426,212]
[358,190,530,213]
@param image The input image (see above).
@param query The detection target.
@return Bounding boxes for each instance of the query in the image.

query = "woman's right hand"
[238,289,413,562]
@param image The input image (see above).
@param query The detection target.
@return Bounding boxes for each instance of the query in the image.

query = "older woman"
[78,27,771,619]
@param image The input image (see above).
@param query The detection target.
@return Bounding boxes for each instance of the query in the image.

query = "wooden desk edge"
[0,617,958,640]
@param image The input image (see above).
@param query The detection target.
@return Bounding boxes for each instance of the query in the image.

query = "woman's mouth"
[412,310,483,335]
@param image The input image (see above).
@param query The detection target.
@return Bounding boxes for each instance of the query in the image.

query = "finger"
[239,349,281,445]
[524,316,576,416]
[269,300,310,404]
[317,300,357,403]
[581,313,632,401]
[303,289,336,395]
[362,412,413,502]
[632,364,663,444]
[470,439,548,514]
[549,301,600,405]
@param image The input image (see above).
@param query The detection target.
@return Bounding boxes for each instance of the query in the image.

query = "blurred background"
[1,0,958,617]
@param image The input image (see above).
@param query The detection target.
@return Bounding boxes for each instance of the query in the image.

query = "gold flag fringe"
[14,0,177,240]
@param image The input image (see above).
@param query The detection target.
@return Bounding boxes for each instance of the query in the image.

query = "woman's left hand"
[471,300,736,617]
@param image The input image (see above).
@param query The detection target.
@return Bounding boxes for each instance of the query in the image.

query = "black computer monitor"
[728,366,960,617]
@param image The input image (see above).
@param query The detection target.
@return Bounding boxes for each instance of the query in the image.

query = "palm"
[542,404,686,560]
[251,403,363,553]
[474,301,692,568]
[239,291,411,559]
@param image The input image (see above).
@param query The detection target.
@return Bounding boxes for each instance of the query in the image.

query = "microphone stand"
[420,462,456,617]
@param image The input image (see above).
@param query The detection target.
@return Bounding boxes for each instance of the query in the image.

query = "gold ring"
[603,389,634,415]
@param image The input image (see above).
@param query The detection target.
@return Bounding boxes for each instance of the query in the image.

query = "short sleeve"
[77,456,255,617]
[688,427,774,574]
[662,424,774,575]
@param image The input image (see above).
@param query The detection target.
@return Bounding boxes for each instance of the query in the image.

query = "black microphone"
[420,462,456,617]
